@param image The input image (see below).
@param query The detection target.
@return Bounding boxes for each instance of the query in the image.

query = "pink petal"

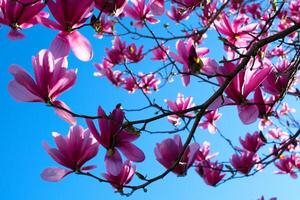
[41,167,71,182]
[238,105,259,124]
[118,142,145,162]
[50,32,71,60]
[8,80,42,102]
[68,31,93,61]
[105,149,123,176]
[53,100,77,125]
[8,29,25,40]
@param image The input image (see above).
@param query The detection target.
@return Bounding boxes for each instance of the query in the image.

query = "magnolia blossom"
[95,0,127,16]
[86,106,145,176]
[8,49,77,124]
[217,59,272,124]
[102,160,136,191]
[105,36,126,65]
[171,39,218,86]
[165,93,195,125]
[151,44,169,61]
[138,73,161,93]
[0,0,47,39]
[196,141,219,162]
[215,13,258,47]
[41,125,99,182]
[196,161,225,186]
[166,5,190,23]
[155,135,200,175]
[278,102,296,116]
[267,128,289,141]
[239,132,264,153]
[198,109,222,134]
[149,0,165,16]
[124,43,144,62]
[124,0,159,28]
[38,0,94,61]
[274,155,298,179]
[230,151,255,174]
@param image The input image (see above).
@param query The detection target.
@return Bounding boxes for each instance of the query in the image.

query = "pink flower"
[262,59,293,96]
[0,0,47,39]
[124,43,144,62]
[274,155,297,179]
[217,59,272,124]
[172,0,200,9]
[166,5,190,23]
[138,73,161,93]
[93,16,115,39]
[95,0,127,16]
[154,135,200,175]
[102,160,136,191]
[41,125,99,182]
[196,161,225,186]
[8,49,77,124]
[149,0,165,16]
[239,132,264,153]
[267,128,289,141]
[38,0,94,61]
[278,102,295,116]
[151,44,169,61]
[165,93,195,126]
[105,36,127,65]
[171,39,215,86]
[198,109,222,134]
[214,13,257,47]
[94,60,125,87]
[124,77,138,93]
[86,106,145,176]
[124,0,159,28]
[230,151,255,174]
[196,141,219,161]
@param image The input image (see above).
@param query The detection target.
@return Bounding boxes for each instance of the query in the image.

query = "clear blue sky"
[0,11,300,200]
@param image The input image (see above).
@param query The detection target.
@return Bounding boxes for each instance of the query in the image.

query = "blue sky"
[1,8,300,200]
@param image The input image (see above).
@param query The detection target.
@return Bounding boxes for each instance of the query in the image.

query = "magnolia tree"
[3,0,300,199]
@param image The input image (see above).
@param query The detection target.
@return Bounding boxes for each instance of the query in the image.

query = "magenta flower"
[93,16,115,39]
[278,102,295,116]
[274,155,297,179]
[105,36,127,65]
[124,43,144,62]
[38,0,94,61]
[124,0,159,28]
[239,132,264,153]
[198,109,222,134]
[86,106,145,176]
[149,0,165,16]
[217,60,272,124]
[230,151,255,174]
[8,49,77,124]
[94,60,125,87]
[102,160,136,191]
[124,77,138,93]
[154,135,200,175]
[151,44,169,61]
[165,93,195,126]
[267,128,289,141]
[172,0,200,9]
[196,161,225,186]
[171,39,217,86]
[214,13,258,47]
[262,59,296,96]
[196,141,219,162]
[41,125,99,182]
[0,0,46,39]
[167,5,191,23]
[138,73,161,93]
[95,0,127,16]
